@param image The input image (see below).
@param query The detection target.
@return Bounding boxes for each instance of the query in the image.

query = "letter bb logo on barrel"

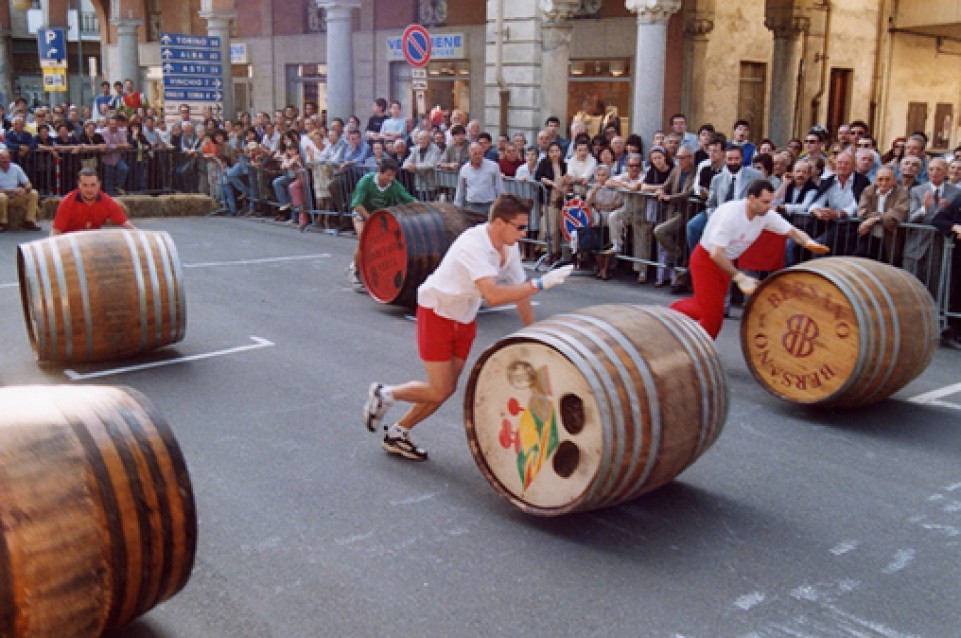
[782,314,819,358]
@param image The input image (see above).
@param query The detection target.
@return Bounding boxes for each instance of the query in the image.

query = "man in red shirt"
[51,168,137,235]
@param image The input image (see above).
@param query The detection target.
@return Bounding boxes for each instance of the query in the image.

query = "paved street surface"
[1,218,959,638]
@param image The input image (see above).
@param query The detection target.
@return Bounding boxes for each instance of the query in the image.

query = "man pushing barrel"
[670,179,829,339]
[362,193,574,461]
[51,168,137,235]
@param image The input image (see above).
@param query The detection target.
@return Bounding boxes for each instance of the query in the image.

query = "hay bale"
[161,194,218,217]
[37,193,215,222]
[40,197,61,220]
[116,195,159,218]
[39,196,130,221]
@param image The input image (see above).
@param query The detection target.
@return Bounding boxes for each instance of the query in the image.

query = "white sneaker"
[346,262,366,292]
[364,383,390,432]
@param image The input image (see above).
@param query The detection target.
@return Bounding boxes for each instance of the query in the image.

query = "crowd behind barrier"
[22,147,176,197]
[197,159,956,333]
[11,147,956,333]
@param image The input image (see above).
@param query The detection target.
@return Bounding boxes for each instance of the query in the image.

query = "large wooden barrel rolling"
[358,202,487,307]
[17,229,187,364]
[464,305,728,516]
[0,385,197,638]
[741,257,938,408]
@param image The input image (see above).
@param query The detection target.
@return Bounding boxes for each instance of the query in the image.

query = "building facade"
[2,0,960,151]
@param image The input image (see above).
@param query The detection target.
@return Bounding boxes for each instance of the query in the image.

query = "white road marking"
[733,591,766,611]
[829,540,860,556]
[183,253,331,268]
[882,548,915,574]
[64,336,274,380]
[335,531,374,546]
[907,382,961,411]
[0,282,17,289]
[389,492,438,506]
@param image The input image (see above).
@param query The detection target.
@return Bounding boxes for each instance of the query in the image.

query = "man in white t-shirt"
[362,194,573,461]
[670,179,829,339]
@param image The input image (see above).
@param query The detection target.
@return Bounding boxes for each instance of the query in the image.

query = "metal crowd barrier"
[612,191,697,278]
[203,158,229,214]
[942,241,958,334]
[24,147,176,197]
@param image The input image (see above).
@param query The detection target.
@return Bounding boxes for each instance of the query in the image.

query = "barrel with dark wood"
[740,257,938,408]
[464,304,728,516]
[358,202,488,306]
[17,229,187,364]
[0,385,197,638]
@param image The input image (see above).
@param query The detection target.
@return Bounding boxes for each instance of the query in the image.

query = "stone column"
[112,18,143,92]
[681,2,714,129]
[626,0,681,146]
[0,29,11,106]
[318,0,361,123]
[199,10,236,119]
[765,0,810,145]
[539,1,579,127]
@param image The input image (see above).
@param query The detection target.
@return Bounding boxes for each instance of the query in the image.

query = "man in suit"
[773,159,819,217]
[853,165,909,264]
[685,145,763,257]
[786,150,870,264]
[931,187,961,349]
[904,158,958,297]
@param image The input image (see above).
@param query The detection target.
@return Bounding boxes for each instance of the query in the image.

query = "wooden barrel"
[464,304,728,516]
[358,202,488,306]
[17,229,187,364]
[0,385,197,638]
[740,257,938,408]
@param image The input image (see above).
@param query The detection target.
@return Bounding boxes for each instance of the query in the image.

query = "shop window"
[568,58,631,136]
[392,61,470,117]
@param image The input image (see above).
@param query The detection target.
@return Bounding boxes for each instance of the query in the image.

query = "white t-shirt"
[418,223,526,324]
[701,199,794,261]
[566,155,597,182]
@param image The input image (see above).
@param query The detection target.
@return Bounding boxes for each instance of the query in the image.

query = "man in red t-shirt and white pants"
[51,168,137,235]
[670,179,829,339]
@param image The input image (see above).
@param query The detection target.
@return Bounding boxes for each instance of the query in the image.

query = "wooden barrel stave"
[17,230,186,364]
[740,257,937,408]
[0,386,196,638]
[465,304,727,516]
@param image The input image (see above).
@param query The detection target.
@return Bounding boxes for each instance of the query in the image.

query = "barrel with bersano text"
[358,202,488,307]
[464,304,728,516]
[740,257,938,408]
[17,229,187,363]
[0,385,197,638]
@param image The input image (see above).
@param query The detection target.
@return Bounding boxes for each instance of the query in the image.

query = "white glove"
[535,264,574,291]
[733,271,759,296]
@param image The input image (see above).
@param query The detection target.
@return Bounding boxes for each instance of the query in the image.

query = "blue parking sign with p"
[38,28,67,63]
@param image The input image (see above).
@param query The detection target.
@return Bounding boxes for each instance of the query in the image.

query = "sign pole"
[401,24,431,119]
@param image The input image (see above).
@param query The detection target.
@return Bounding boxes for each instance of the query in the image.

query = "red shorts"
[417,306,477,362]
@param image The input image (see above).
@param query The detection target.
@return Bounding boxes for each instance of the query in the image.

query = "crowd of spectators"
[1,87,958,347]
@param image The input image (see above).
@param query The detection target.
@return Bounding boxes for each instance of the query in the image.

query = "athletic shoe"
[382,428,428,461]
[347,262,366,293]
[364,383,390,432]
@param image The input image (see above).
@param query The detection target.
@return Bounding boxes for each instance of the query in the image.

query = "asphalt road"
[1,217,959,638]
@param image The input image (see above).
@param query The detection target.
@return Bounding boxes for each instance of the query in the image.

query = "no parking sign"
[402,24,432,68]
